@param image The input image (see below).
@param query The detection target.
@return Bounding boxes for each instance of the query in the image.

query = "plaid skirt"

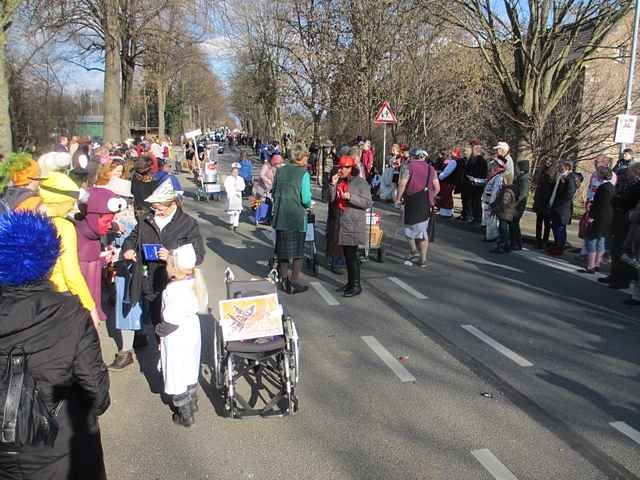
[276,230,306,261]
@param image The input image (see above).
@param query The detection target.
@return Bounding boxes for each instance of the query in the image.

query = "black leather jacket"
[0,281,109,478]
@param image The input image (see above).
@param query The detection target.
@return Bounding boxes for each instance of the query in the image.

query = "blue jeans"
[585,236,606,254]
[552,223,567,249]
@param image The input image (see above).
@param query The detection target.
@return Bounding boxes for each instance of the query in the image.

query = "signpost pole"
[382,123,387,173]
[621,0,640,153]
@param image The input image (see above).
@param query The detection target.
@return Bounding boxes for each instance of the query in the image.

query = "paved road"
[99,148,640,480]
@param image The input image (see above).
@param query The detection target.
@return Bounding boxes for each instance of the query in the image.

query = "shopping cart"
[360,207,384,262]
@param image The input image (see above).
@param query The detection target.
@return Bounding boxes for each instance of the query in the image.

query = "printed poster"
[218,293,283,341]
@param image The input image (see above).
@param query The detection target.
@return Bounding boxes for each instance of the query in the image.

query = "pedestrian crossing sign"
[374,101,397,124]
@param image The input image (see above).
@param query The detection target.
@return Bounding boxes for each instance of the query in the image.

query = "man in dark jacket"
[462,139,487,224]
[603,161,640,288]
[547,161,578,256]
[511,160,530,250]
[122,179,205,328]
[0,211,110,479]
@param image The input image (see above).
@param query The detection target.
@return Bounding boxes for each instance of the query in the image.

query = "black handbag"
[0,347,61,448]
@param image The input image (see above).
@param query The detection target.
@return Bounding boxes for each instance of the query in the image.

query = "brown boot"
[108,351,133,370]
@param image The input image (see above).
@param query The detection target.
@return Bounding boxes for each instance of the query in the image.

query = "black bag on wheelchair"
[0,346,61,448]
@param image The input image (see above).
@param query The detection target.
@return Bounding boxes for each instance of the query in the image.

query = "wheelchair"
[212,268,300,418]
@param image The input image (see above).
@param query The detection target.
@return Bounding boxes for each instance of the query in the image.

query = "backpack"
[0,346,61,448]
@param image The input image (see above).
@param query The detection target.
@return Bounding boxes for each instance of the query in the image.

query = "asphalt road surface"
[99,148,640,480]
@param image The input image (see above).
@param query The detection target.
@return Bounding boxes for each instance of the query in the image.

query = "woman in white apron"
[224,162,245,232]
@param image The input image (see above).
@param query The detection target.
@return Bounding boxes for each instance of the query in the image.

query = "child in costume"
[224,162,245,232]
[76,187,124,321]
[155,244,208,427]
[40,172,102,327]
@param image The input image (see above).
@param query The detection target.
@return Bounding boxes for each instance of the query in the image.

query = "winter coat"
[532,170,554,215]
[253,163,276,198]
[464,155,487,190]
[0,282,110,479]
[122,208,205,303]
[361,149,374,176]
[271,164,312,233]
[330,176,373,246]
[48,216,96,312]
[1,186,41,212]
[239,159,253,183]
[550,174,578,225]
[587,181,615,238]
[492,185,518,221]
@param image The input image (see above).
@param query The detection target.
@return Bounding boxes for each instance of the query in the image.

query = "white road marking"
[461,325,534,367]
[471,449,519,480]
[361,336,416,383]
[310,282,340,306]
[610,421,640,445]
[388,277,428,299]
[468,259,525,273]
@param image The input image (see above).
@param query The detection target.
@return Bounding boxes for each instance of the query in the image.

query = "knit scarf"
[336,178,350,211]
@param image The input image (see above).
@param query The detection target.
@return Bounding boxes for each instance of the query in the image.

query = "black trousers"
[461,188,471,219]
[464,187,483,223]
[511,215,523,249]
[536,212,551,245]
[498,219,511,250]
[342,245,360,287]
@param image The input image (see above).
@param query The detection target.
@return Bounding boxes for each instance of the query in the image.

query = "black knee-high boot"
[344,248,362,297]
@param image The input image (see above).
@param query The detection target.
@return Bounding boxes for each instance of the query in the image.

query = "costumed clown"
[40,172,102,328]
[76,187,126,322]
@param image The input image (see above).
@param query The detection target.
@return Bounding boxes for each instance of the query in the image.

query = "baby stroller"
[195,160,221,201]
[212,268,300,418]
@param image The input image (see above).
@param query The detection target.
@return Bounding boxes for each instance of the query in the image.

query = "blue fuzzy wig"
[0,211,60,286]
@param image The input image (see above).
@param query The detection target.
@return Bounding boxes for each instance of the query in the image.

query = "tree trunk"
[103,0,121,144]
[312,111,321,145]
[0,35,13,154]
[120,59,135,141]
[157,80,167,138]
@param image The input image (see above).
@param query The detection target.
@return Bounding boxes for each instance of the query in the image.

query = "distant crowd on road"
[247,134,640,307]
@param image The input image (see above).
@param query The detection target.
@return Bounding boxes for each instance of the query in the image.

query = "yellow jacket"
[49,216,96,311]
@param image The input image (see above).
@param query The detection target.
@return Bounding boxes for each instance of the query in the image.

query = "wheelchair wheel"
[212,321,224,391]
[225,356,237,418]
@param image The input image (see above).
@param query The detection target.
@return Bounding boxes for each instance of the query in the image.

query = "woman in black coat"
[122,180,205,328]
[532,160,554,248]
[0,212,110,479]
[583,167,616,273]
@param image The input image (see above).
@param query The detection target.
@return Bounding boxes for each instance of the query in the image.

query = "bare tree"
[432,0,633,167]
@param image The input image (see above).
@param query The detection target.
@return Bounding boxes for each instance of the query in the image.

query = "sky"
[65,34,235,93]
